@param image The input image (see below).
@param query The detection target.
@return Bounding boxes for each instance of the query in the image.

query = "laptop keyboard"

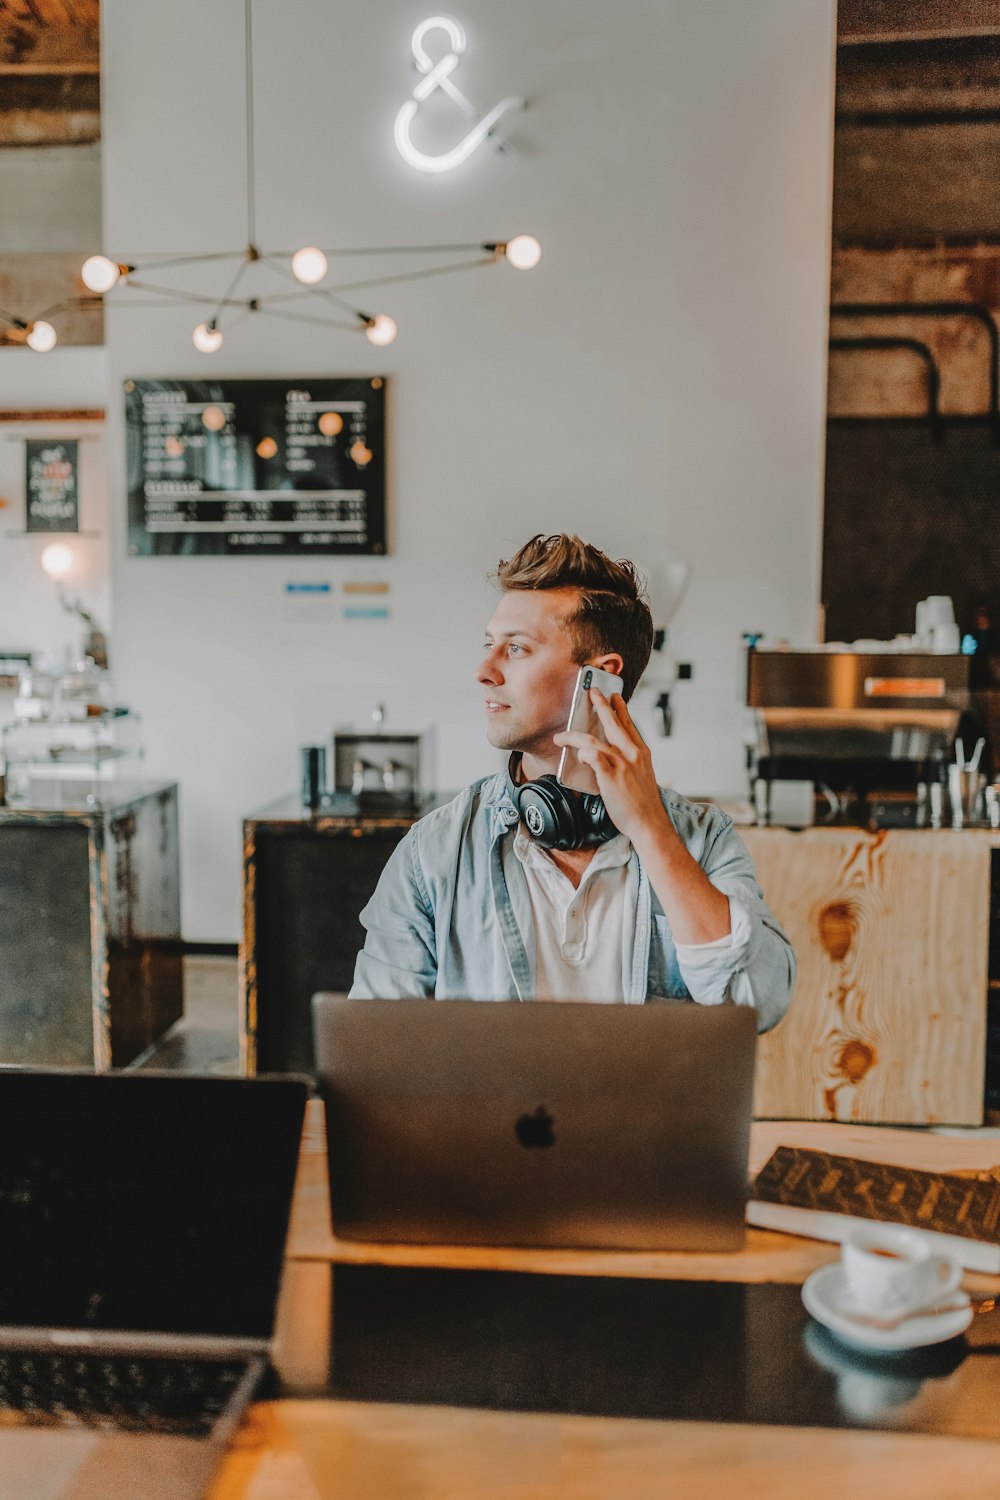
[0,1350,253,1437]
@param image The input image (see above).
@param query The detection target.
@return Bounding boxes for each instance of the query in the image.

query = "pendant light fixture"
[1,1,540,354]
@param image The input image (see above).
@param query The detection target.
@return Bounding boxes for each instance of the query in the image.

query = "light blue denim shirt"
[350,768,795,1032]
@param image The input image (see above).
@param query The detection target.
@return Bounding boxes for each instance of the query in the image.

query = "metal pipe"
[828,334,944,443]
[831,301,1000,443]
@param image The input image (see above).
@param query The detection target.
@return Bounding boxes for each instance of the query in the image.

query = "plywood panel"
[743,828,991,1125]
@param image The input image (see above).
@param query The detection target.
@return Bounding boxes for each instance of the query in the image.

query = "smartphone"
[556,665,625,793]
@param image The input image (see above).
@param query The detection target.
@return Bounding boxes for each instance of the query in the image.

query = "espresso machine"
[745,646,981,826]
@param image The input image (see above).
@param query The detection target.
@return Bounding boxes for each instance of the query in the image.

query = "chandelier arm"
[259,254,362,319]
[309,255,496,298]
[255,305,361,332]
[103,298,239,311]
[0,305,26,326]
[125,279,254,308]
[209,259,251,327]
[124,252,247,273]
[258,256,496,307]
[269,242,496,258]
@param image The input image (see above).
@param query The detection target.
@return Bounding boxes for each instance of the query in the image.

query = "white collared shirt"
[510,822,737,1002]
[511,823,635,1000]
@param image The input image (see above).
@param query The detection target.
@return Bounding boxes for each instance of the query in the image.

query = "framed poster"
[25,439,79,533]
[124,377,387,556]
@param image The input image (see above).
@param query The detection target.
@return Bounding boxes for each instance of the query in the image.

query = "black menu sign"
[125,377,387,556]
[25,439,79,533]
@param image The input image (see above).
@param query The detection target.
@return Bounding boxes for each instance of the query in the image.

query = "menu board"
[25,439,79,533]
[124,377,387,556]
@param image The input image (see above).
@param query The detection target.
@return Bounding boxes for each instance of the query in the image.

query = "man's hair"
[494,534,654,699]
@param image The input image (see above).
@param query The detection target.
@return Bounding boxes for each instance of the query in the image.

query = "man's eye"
[508,642,525,655]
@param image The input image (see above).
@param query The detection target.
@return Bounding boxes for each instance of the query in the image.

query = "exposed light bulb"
[40,542,73,579]
[504,235,542,270]
[201,405,227,432]
[192,322,224,353]
[364,314,397,347]
[81,255,122,293]
[26,320,57,352]
[291,247,328,285]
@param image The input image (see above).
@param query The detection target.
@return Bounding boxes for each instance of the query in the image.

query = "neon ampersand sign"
[393,16,524,174]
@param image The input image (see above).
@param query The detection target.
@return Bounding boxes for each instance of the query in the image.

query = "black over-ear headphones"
[511,760,619,852]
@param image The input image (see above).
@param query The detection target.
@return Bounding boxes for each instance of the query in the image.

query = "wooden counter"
[742,826,999,1126]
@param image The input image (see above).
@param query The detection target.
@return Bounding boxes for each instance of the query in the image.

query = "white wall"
[99,0,836,941]
[0,348,109,685]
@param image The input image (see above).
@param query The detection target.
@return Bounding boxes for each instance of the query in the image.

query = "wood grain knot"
[837,1038,876,1083]
[817,901,857,961]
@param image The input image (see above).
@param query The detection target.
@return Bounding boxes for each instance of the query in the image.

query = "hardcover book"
[747,1146,1000,1273]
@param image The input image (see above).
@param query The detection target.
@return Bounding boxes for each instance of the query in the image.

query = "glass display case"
[2,706,144,807]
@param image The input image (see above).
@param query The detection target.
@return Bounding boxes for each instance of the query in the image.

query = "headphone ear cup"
[581,794,618,843]
[515,776,583,850]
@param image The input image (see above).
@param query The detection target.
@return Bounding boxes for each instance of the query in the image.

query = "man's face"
[476,588,584,761]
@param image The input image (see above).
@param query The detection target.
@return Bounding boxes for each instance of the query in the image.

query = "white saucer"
[802,1263,972,1352]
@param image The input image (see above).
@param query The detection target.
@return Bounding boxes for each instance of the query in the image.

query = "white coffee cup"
[841,1227,962,1318]
[931,620,960,653]
[923,595,956,628]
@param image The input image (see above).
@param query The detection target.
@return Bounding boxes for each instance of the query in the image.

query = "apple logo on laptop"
[515,1105,556,1149]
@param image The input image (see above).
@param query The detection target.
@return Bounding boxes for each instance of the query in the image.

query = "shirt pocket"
[646,914,692,1001]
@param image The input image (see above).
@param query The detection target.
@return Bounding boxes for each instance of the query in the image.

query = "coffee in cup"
[841,1227,962,1318]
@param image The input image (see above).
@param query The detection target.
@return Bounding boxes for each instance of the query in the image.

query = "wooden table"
[208,1110,1000,1499]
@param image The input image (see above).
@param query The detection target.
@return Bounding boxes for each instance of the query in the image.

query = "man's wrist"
[628,803,680,862]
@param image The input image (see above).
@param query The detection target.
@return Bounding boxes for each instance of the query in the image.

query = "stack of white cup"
[915,596,960,653]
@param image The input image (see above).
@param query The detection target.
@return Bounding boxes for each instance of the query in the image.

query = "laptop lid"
[0,1072,308,1344]
[312,998,757,1253]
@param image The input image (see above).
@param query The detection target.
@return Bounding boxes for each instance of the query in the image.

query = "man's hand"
[555,689,731,944]
[553,689,672,848]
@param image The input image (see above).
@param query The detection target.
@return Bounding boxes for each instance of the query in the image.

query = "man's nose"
[476,648,503,685]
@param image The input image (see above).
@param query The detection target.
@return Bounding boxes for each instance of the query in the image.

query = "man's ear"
[590,652,624,680]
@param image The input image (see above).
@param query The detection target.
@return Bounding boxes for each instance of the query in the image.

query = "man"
[351,534,794,1030]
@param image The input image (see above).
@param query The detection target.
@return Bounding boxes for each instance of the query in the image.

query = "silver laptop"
[0,1070,307,1500]
[312,997,756,1253]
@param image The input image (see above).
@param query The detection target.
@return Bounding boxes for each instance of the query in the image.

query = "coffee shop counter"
[241,792,450,1075]
[0,779,182,1067]
[241,793,1000,1124]
[742,824,1000,1126]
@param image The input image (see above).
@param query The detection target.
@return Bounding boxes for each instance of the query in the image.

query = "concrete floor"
[135,954,241,1074]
